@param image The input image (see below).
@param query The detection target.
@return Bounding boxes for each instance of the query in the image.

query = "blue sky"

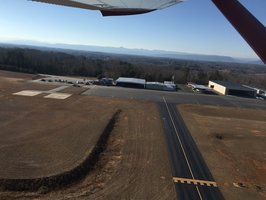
[0,0,265,59]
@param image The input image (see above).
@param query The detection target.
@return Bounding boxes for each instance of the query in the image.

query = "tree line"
[0,47,265,88]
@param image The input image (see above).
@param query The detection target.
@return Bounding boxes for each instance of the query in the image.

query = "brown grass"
[0,110,121,191]
[178,104,266,200]
[0,71,175,199]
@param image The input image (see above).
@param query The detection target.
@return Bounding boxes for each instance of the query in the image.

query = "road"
[159,98,224,200]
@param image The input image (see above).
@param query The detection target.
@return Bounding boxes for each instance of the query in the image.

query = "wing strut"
[212,0,266,64]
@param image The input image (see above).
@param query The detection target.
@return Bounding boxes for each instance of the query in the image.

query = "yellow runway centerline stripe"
[173,177,218,187]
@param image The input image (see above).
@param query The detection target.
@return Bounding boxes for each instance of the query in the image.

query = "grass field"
[178,104,266,200]
[0,70,175,199]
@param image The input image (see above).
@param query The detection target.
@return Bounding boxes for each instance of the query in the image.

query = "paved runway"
[159,98,224,200]
[82,85,265,199]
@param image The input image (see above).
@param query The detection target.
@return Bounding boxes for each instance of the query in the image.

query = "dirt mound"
[0,111,121,191]
[0,71,175,199]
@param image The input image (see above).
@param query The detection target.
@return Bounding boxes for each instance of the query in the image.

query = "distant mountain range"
[0,40,264,65]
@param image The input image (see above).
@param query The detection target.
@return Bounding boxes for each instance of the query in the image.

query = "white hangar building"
[208,80,256,98]
[116,77,146,89]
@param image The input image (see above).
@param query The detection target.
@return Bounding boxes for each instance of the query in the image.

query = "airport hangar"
[115,77,177,91]
[116,77,146,89]
[208,80,256,98]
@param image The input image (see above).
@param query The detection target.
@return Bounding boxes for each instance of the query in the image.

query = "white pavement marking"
[46,85,69,93]
[44,93,71,100]
[163,97,203,200]
[13,90,42,97]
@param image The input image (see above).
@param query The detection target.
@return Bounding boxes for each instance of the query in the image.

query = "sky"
[0,0,265,59]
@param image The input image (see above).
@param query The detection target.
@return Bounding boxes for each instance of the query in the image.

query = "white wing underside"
[31,0,183,16]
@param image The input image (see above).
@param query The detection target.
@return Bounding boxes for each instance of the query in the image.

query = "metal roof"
[116,77,146,85]
[192,84,209,90]
[210,81,256,91]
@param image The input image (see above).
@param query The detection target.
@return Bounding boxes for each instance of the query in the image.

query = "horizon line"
[0,38,260,61]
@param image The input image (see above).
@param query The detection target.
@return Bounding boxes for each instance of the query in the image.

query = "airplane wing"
[31,0,183,16]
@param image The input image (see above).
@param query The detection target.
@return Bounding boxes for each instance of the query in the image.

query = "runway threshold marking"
[163,97,203,200]
[173,177,217,187]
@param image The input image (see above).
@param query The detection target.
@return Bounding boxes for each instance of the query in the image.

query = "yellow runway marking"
[163,97,203,199]
[173,177,217,187]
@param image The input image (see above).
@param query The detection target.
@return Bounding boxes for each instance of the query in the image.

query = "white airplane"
[31,0,184,16]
